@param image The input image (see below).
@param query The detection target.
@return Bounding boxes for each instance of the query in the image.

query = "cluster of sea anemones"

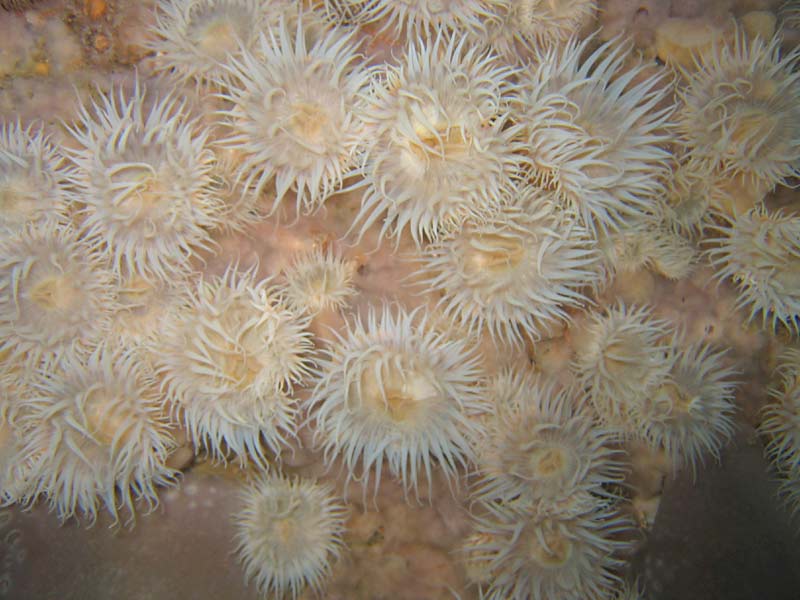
[3,0,800,597]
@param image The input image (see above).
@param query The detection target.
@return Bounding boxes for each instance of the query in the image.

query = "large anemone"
[0,220,115,369]
[157,265,314,466]
[514,36,673,233]
[677,31,800,192]
[65,79,222,281]
[307,304,487,500]
[18,345,178,525]
[473,368,625,510]
[217,16,371,215]
[417,187,598,345]
[706,207,800,335]
[355,30,523,246]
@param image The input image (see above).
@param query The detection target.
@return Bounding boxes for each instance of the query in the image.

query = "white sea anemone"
[18,345,178,525]
[157,265,314,466]
[0,416,35,506]
[148,0,295,86]
[706,208,800,334]
[307,304,487,499]
[472,498,632,600]
[0,121,73,231]
[353,0,500,36]
[663,161,713,236]
[280,246,357,315]
[355,30,523,246]
[217,17,371,215]
[571,303,675,425]
[633,341,738,474]
[676,31,800,192]
[233,473,348,599]
[473,368,624,510]
[514,36,673,233]
[0,220,115,369]
[760,347,800,472]
[66,79,222,281]
[417,189,598,345]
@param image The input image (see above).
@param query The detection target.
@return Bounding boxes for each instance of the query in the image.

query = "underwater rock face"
[0,0,798,599]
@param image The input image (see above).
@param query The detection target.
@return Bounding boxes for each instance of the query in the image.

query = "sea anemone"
[662,161,713,236]
[632,341,738,474]
[676,31,800,192]
[307,304,487,500]
[472,498,632,600]
[148,0,297,86]
[352,0,500,36]
[0,417,34,506]
[0,121,73,231]
[417,188,598,345]
[760,347,800,472]
[279,246,357,315]
[473,368,625,510]
[514,36,673,233]
[217,16,371,215]
[571,303,674,425]
[233,472,348,599]
[65,79,222,282]
[0,219,115,369]
[706,207,800,334]
[17,345,178,525]
[157,265,314,466]
[355,30,522,246]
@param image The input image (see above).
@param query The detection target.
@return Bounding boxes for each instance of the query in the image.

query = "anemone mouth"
[28,275,80,313]
[458,230,526,287]
[188,10,246,61]
[527,524,574,570]
[287,101,334,152]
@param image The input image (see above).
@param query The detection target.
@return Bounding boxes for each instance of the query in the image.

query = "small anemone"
[760,347,800,472]
[279,246,357,315]
[307,304,488,500]
[353,0,501,37]
[706,207,800,335]
[233,473,348,600]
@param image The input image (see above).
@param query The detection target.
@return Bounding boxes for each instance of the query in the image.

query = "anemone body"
[280,246,357,315]
[157,265,314,465]
[149,0,292,86]
[633,341,738,474]
[218,18,371,215]
[706,208,800,334]
[66,80,221,281]
[308,305,487,499]
[677,32,800,191]
[0,121,73,231]
[418,190,598,345]
[0,220,114,369]
[515,36,672,233]
[571,303,674,425]
[761,347,800,472]
[473,499,632,600]
[356,31,522,246]
[234,473,348,599]
[473,369,624,510]
[18,345,178,525]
